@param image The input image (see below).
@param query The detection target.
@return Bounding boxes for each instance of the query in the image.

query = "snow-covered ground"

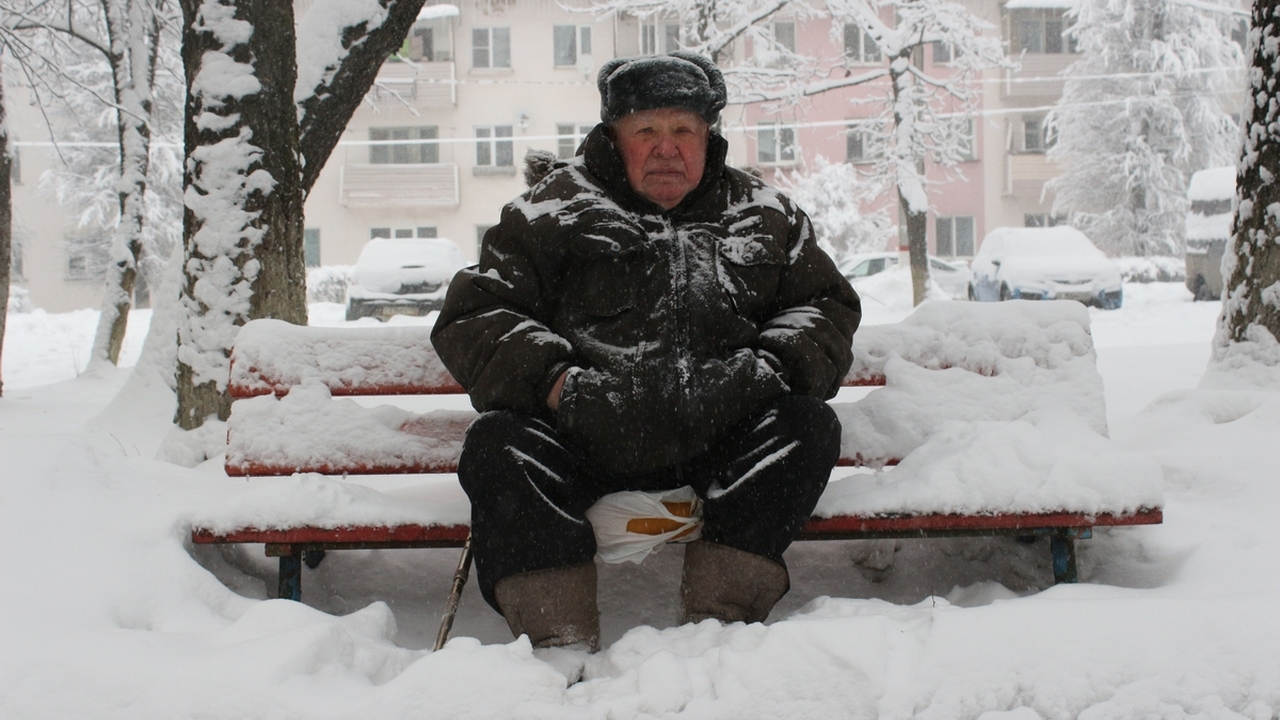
[2,282,1277,719]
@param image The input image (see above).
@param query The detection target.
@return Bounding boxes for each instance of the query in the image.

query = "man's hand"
[547,370,569,411]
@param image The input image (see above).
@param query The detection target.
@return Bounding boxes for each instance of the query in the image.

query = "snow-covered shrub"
[7,285,35,314]
[1115,256,1186,283]
[777,157,895,266]
[307,265,354,304]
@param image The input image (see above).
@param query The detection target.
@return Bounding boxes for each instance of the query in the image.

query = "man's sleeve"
[430,205,576,417]
[757,207,862,400]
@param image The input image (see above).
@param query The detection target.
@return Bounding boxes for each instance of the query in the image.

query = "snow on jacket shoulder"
[432,125,861,475]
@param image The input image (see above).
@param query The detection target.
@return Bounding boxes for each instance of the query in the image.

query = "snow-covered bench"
[192,301,1163,602]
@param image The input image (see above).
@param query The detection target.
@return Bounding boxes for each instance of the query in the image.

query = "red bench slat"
[191,509,1163,548]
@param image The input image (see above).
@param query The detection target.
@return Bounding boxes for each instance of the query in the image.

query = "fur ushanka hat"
[597,52,727,125]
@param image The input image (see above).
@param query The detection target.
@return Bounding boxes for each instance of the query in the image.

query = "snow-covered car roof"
[979,227,1105,259]
[352,238,467,295]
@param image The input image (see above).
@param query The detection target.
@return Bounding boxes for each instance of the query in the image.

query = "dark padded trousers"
[457,395,841,610]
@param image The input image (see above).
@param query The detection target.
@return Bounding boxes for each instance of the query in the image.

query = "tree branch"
[296,0,426,196]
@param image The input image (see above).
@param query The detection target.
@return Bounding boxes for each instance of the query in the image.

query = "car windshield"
[1001,232,1100,259]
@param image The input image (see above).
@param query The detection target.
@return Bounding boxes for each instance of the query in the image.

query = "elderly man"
[432,52,861,652]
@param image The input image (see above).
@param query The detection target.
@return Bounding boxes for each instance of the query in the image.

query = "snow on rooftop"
[1187,166,1237,202]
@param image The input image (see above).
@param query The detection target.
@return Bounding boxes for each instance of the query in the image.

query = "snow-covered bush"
[7,285,34,314]
[777,157,895,266]
[1116,256,1186,283]
[307,266,354,304]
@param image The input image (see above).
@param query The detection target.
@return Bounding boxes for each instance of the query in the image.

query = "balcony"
[340,163,459,208]
[1004,153,1061,198]
[1001,53,1076,100]
[370,61,456,108]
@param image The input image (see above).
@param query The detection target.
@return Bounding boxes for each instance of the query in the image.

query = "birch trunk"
[91,0,159,366]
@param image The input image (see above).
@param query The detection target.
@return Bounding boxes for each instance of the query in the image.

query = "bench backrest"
[225,301,1106,477]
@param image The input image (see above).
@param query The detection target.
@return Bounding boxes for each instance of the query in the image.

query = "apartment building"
[4,0,1089,311]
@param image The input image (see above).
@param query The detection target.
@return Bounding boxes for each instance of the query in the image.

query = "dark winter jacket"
[431,124,861,476]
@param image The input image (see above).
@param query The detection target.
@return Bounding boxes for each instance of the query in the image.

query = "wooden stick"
[433,532,473,651]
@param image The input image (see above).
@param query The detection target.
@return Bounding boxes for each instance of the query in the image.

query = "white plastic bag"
[585,486,703,564]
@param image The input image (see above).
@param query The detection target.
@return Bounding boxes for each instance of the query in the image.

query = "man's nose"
[653,134,678,156]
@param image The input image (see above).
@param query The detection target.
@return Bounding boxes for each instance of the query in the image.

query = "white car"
[968,227,1123,309]
[345,237,468,321]
[839,251,973,299]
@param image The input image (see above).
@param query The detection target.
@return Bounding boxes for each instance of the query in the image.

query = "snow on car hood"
[353,239,467,294]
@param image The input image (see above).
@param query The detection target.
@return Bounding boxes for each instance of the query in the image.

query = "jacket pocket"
[564,232,643,318]
[715,236,786,316]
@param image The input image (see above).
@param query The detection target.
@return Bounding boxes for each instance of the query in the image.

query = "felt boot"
[494,562,600,651]
[680,540,789,625]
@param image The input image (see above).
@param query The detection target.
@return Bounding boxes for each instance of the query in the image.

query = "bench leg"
[279,552,303,601]
[1049,534,1078,584]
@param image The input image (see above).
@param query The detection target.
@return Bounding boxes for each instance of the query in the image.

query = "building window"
[936,216,975,257]
[557,123,595,159]
[772,21,797,52]
[369,126,439,164]
[476,125,514,167]
[10,238,23,279]
[846,123,881,164]
[372,226,438,239]
[758,123,797,165]
[641,22,681,54]
[843,24,880,63]
[957,117,976,160]
[933,40,962,63]
[473,27,511,69]
[1021,115,1053,153]
[63,236,108,280]
[304,228,321,267]
[554,26,592,66]
[1024,214,1067,227]
[1009,8,1073,54]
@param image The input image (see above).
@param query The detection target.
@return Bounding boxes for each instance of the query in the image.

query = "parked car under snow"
[839,251,973,299]
[968,227,1123,309]
[345,237,468,321]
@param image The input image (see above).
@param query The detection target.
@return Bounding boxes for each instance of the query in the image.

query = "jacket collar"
[580,122,729,215]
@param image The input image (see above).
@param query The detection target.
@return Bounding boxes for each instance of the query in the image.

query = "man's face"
[611,108,710,210]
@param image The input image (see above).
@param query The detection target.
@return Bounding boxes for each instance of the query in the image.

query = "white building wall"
[6,83,107,313]
[303,1,618,266]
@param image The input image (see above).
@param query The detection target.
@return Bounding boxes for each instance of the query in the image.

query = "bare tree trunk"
[890,49,931,307]
[1219,0,1280,350]
[91,0,158,366]
[0,67,12,398]
[900,191,930,306]
[173,0,425,431]
[175,0,304,429]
